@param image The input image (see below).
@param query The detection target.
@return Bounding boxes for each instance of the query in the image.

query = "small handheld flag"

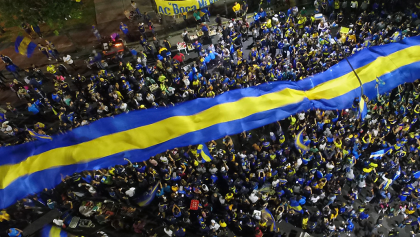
[197,144,213,163]
[289,199,303,214]
[376,77,385,86]
[359,96,367,121]
[393,165,401,181]
[28,129,52,140]
[369,147,392,160]
[136,182,159,207]
[295,128,309,151]
[15,36,37,57]
[261,208,276,232]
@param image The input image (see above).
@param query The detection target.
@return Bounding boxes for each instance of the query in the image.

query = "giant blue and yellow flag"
[197,144,213,163]
[136,182,160,207]
[15,36,37,57]
[1,37,420,209]
[41,225,68,237]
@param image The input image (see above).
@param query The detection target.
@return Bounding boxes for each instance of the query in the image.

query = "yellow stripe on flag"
[18,37,32,56]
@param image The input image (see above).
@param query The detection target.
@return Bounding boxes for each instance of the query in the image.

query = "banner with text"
[156,0,220,15]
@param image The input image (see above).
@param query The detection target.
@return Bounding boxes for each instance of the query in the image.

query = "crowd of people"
[1,0,420,236]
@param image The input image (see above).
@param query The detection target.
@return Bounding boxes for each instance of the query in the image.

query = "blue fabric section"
[26,41,37,58]
[14,36,24,54]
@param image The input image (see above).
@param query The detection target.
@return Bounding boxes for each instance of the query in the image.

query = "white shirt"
[125,187,136,197]
[63,55,73,64]
[79,183,97,194]
[167,87,175,96]
[318,22,328,31]
[146,94,155,102]
[135,95,143,101]
[1,125,13,135]
[53,219,63,226]
[98,106,109,114]
[249,193,259,203]
[197,166,206,173]
[160,156,169,164]
[209,167,218,174]
[296,158,302,168]
[119,103,128,111]
[182,91,189,98]
[310,195,319,203]
[183,78,190,86]
[346,169,355,180]
[210,222,220,231]
[298,112,305,120]
[326,162,334,170]
[164,228,173,236]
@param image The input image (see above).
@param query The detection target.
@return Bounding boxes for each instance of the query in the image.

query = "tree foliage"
[0,0,82,29]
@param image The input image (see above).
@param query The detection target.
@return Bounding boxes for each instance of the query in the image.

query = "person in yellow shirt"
[233,2,241,17]
[47,64,57,75]
[0,209,10,222]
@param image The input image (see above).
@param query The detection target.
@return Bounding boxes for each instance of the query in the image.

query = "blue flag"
[289,199,303,214]
[393,165,401,181]
[261,208,276,232]
[369,147,393,160]
[136,182,159,207]
[197,144,213,163]
[359,97,367,121]
[28,129,52,140]
[41,225,68,237]
[376,77,385,86]
[295,128,309,151]
[15,36,37,57]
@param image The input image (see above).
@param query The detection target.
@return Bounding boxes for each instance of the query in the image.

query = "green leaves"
[0,0,82,30]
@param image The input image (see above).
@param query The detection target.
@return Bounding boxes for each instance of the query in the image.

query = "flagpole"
[325,38,364,97]
[343,55,364,97]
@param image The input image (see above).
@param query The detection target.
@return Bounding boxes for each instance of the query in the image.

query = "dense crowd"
[1,0,420,236]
